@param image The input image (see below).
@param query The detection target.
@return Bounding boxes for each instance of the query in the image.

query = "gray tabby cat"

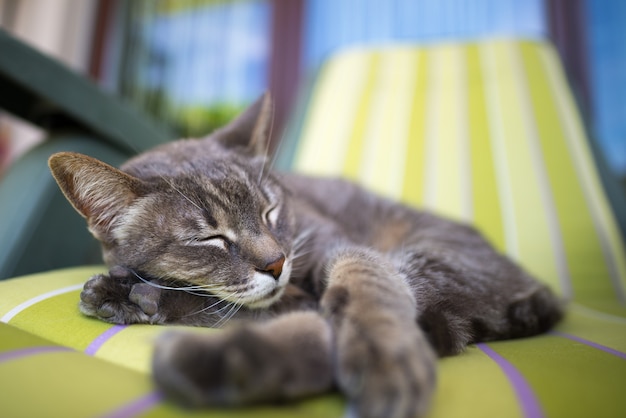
[49,93,562,418]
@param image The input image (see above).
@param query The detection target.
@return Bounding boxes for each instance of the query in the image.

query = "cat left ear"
[48,152,143,241]
[216,92,273,155]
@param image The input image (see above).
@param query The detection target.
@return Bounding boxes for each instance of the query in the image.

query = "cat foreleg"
[79,266,165,324]
[152,311,334,406]
[80,266,235,326]
[321,248,437,418]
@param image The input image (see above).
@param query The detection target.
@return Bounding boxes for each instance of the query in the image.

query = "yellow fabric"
[0,268,347,417]
[2,268,625,417]
[293,39,626,314]
[2,39,626,418]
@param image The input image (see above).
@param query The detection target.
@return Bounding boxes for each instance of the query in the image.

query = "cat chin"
[243,285,287,310]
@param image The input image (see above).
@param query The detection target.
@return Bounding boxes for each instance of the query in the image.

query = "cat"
[48,93,562,418]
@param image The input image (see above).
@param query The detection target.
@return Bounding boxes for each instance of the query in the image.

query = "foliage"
[173,102,245,138]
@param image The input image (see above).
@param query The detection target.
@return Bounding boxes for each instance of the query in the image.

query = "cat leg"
[396,249,563,356]
[80,266,214,325]
[321,248,437,418]
[80,266,163,324]
[152,311,334,406]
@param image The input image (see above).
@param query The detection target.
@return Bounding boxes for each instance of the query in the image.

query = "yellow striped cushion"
[281,38,626,416]
[290,39,626,317]
[2,267,626,417]
[2,39,626,418]
[0,267,346,417]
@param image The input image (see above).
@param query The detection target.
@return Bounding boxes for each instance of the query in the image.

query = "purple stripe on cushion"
[0,346,72,363]
[477,343,544,418]
[84,325,127,356]
[551,331,626,360]
[100,390,163,418]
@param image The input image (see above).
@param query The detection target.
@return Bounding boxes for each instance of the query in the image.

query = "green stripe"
[481,41,561,287]
[358,48,417,198]
[560,306,626,352]
[0,266,102,318]
[431,346,523,418]
[343,53,381,180]
[0,324,154,418]
[8,290,112,351]
[0,322,61,352]
[519,42,619,306]
[466,44,506,252]
[401,49,428,207]
[487,335,626,418]
[142,395,345,418]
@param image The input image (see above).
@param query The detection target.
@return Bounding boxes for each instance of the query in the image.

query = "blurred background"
[0,0,624,193]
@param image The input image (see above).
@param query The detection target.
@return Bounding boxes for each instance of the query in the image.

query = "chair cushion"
[1,266,626,417]
[2,38,626,417]
[285,39,626,316]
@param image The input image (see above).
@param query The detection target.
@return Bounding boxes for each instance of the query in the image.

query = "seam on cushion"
[477,343,544,418]
[100,390,163,418]
[1,283,83,323]
[85,325,128,356]
[551,331,626,360]
[0,346,72,363]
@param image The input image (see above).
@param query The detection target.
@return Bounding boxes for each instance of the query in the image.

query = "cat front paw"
[153,312,334,406]
[153,329,283,406]
[336,322,437,418]
[79,266,163,324]
[322,250,438,418]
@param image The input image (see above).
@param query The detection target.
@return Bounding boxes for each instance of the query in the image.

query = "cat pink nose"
[263,255,285,280]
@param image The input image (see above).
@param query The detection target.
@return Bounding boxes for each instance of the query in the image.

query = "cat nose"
[261,255,285,280]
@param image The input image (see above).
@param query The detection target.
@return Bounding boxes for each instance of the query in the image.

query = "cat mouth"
[244,285,286,309]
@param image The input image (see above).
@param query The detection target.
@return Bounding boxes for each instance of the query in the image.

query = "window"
[113,0,270,137]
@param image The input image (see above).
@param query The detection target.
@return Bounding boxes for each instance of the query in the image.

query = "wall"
[0,0,97,171]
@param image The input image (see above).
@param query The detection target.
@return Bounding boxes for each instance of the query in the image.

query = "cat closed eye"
[263,206,279,227]
[191,235,229,250]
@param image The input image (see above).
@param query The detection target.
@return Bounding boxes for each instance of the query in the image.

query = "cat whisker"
[182,289,217,297]
[164,177,204,213]
[182,298,225,318]
[213,296,244,328]
[182,291,240,318]
[292,247,315,259]
[129,269,223,293]
[292,228,315,250]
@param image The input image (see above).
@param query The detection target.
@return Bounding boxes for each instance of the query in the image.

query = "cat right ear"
[214,92,273,155]
[48,152,143,239]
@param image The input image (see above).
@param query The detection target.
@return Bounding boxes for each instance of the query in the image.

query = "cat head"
[49,93,297,309]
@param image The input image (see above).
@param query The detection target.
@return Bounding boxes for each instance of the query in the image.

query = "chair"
[1,32,625,417]
[0,29,172,280]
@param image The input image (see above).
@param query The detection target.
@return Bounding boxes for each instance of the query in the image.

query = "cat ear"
[48,152,143,239]
[216,92,273,155]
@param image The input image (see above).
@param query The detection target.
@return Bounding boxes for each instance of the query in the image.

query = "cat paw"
[153,328,283,406]
[322,249,438,418]
[153,312,333,407]
[79,266,163,324]
[336,323,437,418]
